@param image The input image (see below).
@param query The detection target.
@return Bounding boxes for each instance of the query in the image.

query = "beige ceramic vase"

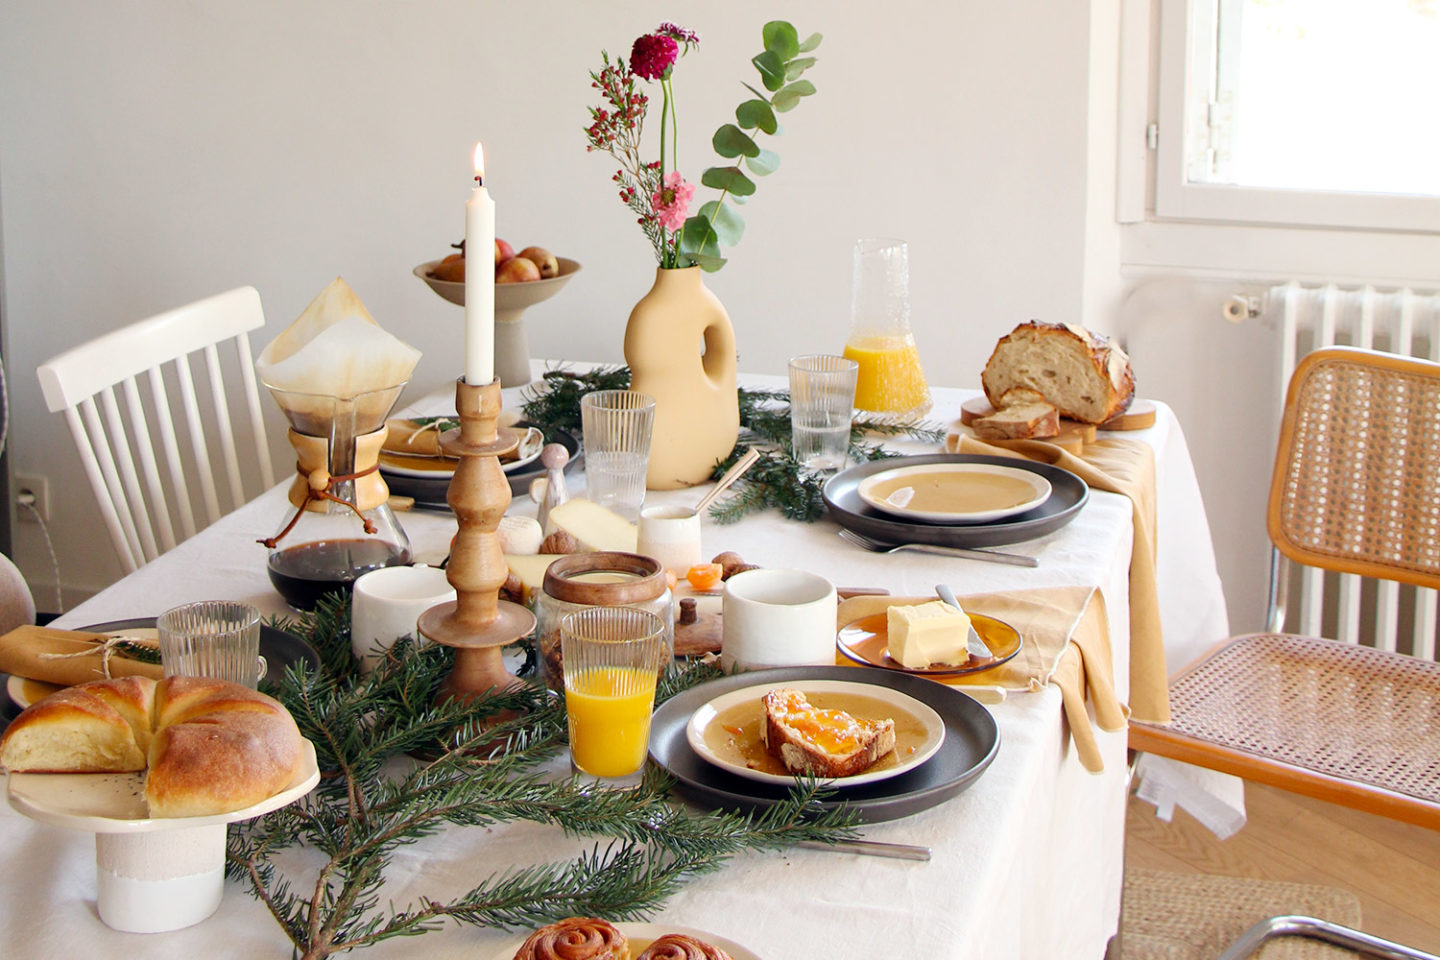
[623,267,739,489]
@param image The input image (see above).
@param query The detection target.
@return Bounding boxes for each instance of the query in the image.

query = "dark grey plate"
[380,421,580,510]
[82,618,321,690]
[648,665,999,823]
[823,453,1088,548]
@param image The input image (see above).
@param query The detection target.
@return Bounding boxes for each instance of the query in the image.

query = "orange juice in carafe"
[846,239,931,416]
[844,335,930,415]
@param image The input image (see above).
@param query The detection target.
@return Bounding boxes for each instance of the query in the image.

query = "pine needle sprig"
[520,365,632,435]
[236,596,857,959]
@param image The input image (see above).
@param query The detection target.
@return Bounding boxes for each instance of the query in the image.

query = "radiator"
[1260,282,1440,659]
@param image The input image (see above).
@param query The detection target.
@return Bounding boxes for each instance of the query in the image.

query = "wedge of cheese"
[547,498,637,553]
[503,554,565,605]
[886,601,972,669]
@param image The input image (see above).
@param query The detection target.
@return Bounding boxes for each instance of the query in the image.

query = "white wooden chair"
[36,287,276,572]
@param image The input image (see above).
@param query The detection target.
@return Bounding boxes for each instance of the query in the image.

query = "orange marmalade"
[765,689,879,755]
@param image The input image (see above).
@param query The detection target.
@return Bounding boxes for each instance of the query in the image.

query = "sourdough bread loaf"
[981,321,1134,424]
[0,675,305,818]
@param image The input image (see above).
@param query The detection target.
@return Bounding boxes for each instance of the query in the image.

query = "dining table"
[0,367,1229,959]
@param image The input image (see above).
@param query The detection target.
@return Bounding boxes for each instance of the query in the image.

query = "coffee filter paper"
[257,277,422,434]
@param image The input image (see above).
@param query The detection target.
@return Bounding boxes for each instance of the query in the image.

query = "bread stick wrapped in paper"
[256,277,422,435]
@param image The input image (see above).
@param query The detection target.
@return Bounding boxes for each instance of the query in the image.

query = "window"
[1153,0,1440,233]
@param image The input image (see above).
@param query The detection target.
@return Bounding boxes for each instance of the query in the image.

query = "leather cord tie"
[258,463,381,549]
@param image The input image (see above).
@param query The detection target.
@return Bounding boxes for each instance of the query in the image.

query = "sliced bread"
[761,689,896,778]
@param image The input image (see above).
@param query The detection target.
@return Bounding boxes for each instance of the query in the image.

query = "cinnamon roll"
[513,917,630,960]
[635,933,734,960]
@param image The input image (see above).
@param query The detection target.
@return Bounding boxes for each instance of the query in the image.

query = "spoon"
[935,583,991,659]
[693,447,762,515]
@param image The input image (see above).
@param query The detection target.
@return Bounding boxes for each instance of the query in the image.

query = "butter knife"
[936,583,991,659]
[792,839,931,861]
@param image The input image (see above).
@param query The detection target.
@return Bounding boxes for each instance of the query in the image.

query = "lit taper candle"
[464,142,496,384]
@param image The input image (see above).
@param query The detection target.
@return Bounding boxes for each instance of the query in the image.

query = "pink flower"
[651,172,694,232]
[630,33,678,81]
[656,22,699,45]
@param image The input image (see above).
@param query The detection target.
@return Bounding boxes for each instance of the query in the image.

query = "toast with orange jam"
[760,689,896,777]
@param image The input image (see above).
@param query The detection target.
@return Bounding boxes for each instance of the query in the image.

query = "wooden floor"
[1126,783,1440,954]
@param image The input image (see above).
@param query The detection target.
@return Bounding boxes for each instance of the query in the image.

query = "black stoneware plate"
[84,618,321,690]
[648,665,999,823]
[380,421,579,510]
[823,453,1088,548]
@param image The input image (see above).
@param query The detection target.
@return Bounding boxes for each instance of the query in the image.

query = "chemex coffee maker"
[255,278,421,610]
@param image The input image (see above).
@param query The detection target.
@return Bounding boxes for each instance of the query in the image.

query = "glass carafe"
[261,382,412,610]
[843,238,932,417]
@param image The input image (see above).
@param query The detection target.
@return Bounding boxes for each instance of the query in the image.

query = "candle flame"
[472,142,485,182]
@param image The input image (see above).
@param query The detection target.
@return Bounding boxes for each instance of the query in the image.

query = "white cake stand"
[6,739,320,933]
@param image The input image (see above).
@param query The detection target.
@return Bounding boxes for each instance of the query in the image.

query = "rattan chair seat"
[1151,633,1440,806]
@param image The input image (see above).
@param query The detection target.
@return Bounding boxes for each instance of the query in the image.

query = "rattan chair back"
[1268,347,1440,590]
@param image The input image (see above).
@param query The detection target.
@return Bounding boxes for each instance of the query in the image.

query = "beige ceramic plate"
[856,462,1051,524]
[684,679,945,788]
[488,923,760,960]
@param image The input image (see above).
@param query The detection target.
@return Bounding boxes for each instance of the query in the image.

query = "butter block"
[886,601,972,669]
[548,498,638,553]
[497,515,544,555]
[503,554,565,605]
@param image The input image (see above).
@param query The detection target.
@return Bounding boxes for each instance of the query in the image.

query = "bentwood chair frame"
[36,287,276,573]
[1128,346,1440,958]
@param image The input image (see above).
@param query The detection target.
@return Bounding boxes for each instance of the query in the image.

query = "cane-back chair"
[1129,346,1440,958]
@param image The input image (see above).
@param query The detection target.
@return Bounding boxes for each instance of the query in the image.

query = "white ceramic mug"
[637,505,702,576]
[721,568,838,672]
[351,564,456,673]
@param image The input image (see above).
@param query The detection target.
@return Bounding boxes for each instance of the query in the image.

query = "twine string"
[259,463,381,549]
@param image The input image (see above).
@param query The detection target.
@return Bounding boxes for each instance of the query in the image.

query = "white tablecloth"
[3,375,1229,960]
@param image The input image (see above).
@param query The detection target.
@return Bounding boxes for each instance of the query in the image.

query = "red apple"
[496,256,541,283]
[494,238,515,265]
[517,246,560,279]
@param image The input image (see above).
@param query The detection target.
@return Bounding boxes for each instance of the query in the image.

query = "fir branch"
[520,365,632,436]
[231,598,855,959]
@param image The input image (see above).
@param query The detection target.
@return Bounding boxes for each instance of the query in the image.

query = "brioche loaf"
[982,321,1134,424]
[0,675,305,818]
[512,917,629,960]
[761,689,896,778]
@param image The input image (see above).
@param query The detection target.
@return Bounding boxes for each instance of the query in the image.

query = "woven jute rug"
[1122,869,1363,960]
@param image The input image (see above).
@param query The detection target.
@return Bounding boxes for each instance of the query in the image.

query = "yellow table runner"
[950,432,1170,724]
[837,586,1127,772]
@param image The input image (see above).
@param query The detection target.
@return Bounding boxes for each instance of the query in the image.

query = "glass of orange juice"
[844,238,931,418]
[560,606,666,786]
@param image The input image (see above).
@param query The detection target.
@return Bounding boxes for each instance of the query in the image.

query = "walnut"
[712,551,748,579]
[538,530,580,555]
[499,571,524,604]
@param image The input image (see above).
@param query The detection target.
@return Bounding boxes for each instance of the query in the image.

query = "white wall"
[0,0,1103,602]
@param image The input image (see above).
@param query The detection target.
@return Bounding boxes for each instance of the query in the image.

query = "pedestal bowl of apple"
[414,240,581,387]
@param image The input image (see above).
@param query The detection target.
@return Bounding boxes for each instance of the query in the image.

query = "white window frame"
[1152,0,1440,235]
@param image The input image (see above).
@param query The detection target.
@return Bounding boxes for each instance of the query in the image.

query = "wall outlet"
[15,473,49,524]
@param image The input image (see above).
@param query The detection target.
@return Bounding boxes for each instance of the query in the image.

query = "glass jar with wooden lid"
[535,552,673,691]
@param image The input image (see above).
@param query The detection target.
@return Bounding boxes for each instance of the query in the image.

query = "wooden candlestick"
[418,377,535,704]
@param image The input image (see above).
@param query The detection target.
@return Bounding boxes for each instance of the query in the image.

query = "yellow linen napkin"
[0,625,164,687]
[951,432,1170,724]
[836,587,1126,772]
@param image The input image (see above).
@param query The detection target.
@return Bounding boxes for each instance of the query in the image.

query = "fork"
[837,528,1039,567]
